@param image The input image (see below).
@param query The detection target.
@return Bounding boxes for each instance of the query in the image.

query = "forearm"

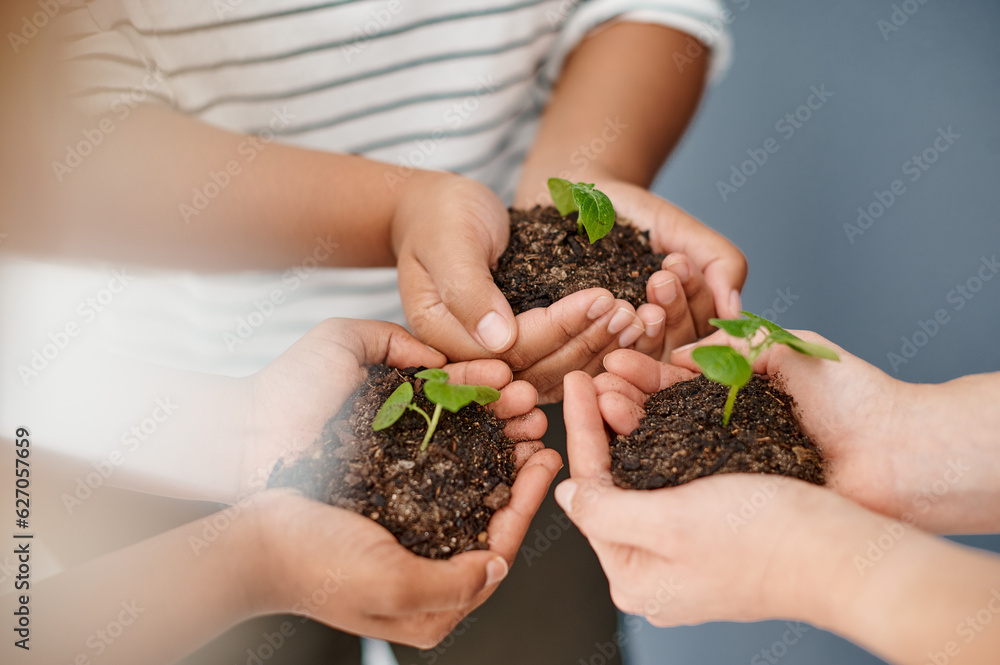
[516,22,709,204]
[892,372,1000,533]
[16,104,438,270]
[786,491,1000,665]
[19,500,261,664]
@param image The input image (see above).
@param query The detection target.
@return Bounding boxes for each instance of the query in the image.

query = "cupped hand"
[393,173,649,403]
[555,371,864,627]
[244,317,562,647]
[594,330,984,533]
[594,180,747,359]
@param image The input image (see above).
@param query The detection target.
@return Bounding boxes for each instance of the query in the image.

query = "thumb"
[702,252,747,320]
[396,552,510,613]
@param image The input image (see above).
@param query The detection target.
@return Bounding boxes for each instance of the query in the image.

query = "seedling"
[372,369,501,451]
[547,177,616,243]
[691,311,839,426]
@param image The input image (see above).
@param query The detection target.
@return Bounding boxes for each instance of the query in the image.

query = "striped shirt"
[49,0,732,375]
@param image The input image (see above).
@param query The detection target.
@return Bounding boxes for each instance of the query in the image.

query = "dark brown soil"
[267,365,516,559]
[492,206,667,315]
[611,375,825,490]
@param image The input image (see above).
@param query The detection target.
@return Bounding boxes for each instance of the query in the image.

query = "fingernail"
[729,290,742,318]
[618,322,643,348]
[477,311,513,352]
[664,256,690,282]
[675,341,697,354]
[587,296,615,320]
[652,277,678,305]
[555,481,577,512]
[486,557,509,586]
[608,308,634,334]
[645,316,664,338]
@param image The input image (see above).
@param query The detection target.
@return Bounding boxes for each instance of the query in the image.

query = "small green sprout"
[547,177,616,243]
[372,369,501,451]
[691,311,840,427]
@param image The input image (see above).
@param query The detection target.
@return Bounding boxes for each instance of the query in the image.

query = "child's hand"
[594,180,747,360]
[598,333,1000,534]
[555,371,855,627]
[392,173,648,402]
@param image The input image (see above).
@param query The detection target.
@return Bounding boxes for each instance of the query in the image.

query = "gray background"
[632,1,1000,663]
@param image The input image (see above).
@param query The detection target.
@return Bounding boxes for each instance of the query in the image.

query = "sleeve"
[541,0,733,86]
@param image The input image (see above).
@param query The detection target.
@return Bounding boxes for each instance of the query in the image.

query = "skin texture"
[556,333,1000,665]
[10,320,562,663]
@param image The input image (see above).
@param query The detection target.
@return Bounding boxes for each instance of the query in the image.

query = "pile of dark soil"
[492,206,667,315]
[610,374,825,490]
[268,365,516,559]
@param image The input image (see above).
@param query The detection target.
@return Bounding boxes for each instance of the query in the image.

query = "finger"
[511,440,544,467]
[488,380,537,420]
[662,253,716,337]
[562,371,612,481]
[485,448,563,561]
[602,349,697,394]
[554,480,661,550]
[501,288,615,371]
[632,303,665,357]
[646,270,698,359]
[597,391,644,436]
[377,548,508,615]
[504,410,547,442]
[593,370,647,407]
[443,358,513,389]
[607,300,645,349]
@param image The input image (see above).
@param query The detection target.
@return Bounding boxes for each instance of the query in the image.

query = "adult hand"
[555,371,860,626]
[596,331,1000,534]
[393,173,648,403]
[245,318,562,647]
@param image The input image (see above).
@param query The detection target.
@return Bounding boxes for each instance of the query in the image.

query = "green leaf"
[691,346,752,389]
[471,385,501,405]
[423,380,480,413]
[740,311,782,334]
[372,382,414,431]
[572,184,616,243]
[415,368,449,383]
[768,329,840,360]
[547,178,577,217]
[709,318,760,339]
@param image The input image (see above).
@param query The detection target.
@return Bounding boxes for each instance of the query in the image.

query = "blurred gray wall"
[633,1,1000,663]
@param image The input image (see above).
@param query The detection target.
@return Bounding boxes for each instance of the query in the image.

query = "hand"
[393,173,648,403]
[596,331,1000,534]
[245,318,562,647]
[594,180,747,360]
[555,371,861,626]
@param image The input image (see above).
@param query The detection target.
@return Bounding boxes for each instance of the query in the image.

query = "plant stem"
[420,404,443,451]
[722,385,739,426]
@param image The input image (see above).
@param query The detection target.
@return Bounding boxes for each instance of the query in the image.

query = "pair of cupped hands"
[234,181,945,648]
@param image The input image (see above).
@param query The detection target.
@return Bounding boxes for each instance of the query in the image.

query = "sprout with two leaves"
[547,177,616,243]
[691,311,840,426]
[372,369,501,451]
